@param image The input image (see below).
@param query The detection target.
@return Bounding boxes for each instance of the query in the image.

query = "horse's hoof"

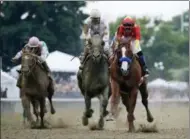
[51,108,56,114]
[40,126,48,129]
[128,128,136,133]
[37,124,48,129]
[147,117,154,123]
[103,110,109,117]
[98,117,104,129]
[86,109,93,118]
[97,126,104,130]
[30,121,37,129]
[82,116,88,126]
[105,114,115,121]
[106,118,114,121]
[35,119,40,125]
[90,109,94,114]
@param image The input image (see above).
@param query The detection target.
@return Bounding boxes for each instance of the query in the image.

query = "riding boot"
[15,69,22,88]
[16,74,22,88]
[137,51,149,77]
[41,61,54,92]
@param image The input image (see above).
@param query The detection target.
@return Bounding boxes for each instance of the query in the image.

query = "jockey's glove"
[11,57,18,63]
[80,32,86,39]
[37,56,44,63]
[85,34,91,40]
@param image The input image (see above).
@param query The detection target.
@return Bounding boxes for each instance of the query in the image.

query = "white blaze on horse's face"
[24,55,29,60]
[121,47,128,71]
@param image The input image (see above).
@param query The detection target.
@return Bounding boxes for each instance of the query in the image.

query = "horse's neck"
[86,56,107,72]
[32,64,47,80]
[131,55,139,68]
[128,56,142,83]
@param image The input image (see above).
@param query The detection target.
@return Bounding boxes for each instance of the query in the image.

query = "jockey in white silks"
[79,9,112,71]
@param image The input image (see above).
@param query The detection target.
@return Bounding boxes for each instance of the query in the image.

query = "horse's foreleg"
[139,81,154,123]
[82,94,93,126]
[98,86,109,129]
[48,91,56,114]
[110,79,121,118]
[39,97,46,128]
[31,99,40,123]
[21,96,35,128]
[21,96,27,124]
[127,88,138,132]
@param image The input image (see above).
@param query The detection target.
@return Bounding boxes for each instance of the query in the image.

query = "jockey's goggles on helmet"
[123,22,134,27]
[91,17,100,24]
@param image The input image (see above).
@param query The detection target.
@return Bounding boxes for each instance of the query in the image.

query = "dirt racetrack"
[1,102,189,139]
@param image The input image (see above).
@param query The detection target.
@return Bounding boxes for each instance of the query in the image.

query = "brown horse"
[108,38,154,132]
[20,50,55,128]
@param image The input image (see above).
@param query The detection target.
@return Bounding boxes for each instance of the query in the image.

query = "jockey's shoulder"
[119,24,124,29]
[84,17,91,25]
[134,24,140,28]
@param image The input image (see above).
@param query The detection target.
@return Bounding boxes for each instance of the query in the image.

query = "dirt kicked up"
[1,102,189,139]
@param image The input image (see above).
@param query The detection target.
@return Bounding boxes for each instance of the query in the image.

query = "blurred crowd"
[53,75,81,98]
[55,80,79,94]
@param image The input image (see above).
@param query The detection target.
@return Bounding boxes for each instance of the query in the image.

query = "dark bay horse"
[108,38,154,132]
[20,50,55,128]
[77,34,110,130]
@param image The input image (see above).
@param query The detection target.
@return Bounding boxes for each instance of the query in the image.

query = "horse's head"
[117,37,133,76]
[89,34,104,62]
[21,51,38,76]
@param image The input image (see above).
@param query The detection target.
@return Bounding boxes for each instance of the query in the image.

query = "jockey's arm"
[39,43,49,62]
[13,50,22,60]
[115,26,123,48]
[83,24,89,36]
[134,25,141,48]
[116,26,123,41]
[81,17,91,39]
[12,44,28,60]
[103,24,109,48]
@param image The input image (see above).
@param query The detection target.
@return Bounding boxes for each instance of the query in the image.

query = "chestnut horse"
[107,38,154,132]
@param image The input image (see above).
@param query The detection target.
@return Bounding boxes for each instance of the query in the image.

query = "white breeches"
[130,39,142,54]
[122,37,142,54]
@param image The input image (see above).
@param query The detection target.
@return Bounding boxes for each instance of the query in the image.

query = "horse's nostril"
[121,68,124,72]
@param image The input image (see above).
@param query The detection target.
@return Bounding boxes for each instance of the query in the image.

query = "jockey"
[79,9,111,71]
[115,16,149,77]
[12,36,53,88]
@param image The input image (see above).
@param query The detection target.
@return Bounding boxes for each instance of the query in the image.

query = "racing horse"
[108,37,154,132]
[19,48,55,128]
[77,34,110,130]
